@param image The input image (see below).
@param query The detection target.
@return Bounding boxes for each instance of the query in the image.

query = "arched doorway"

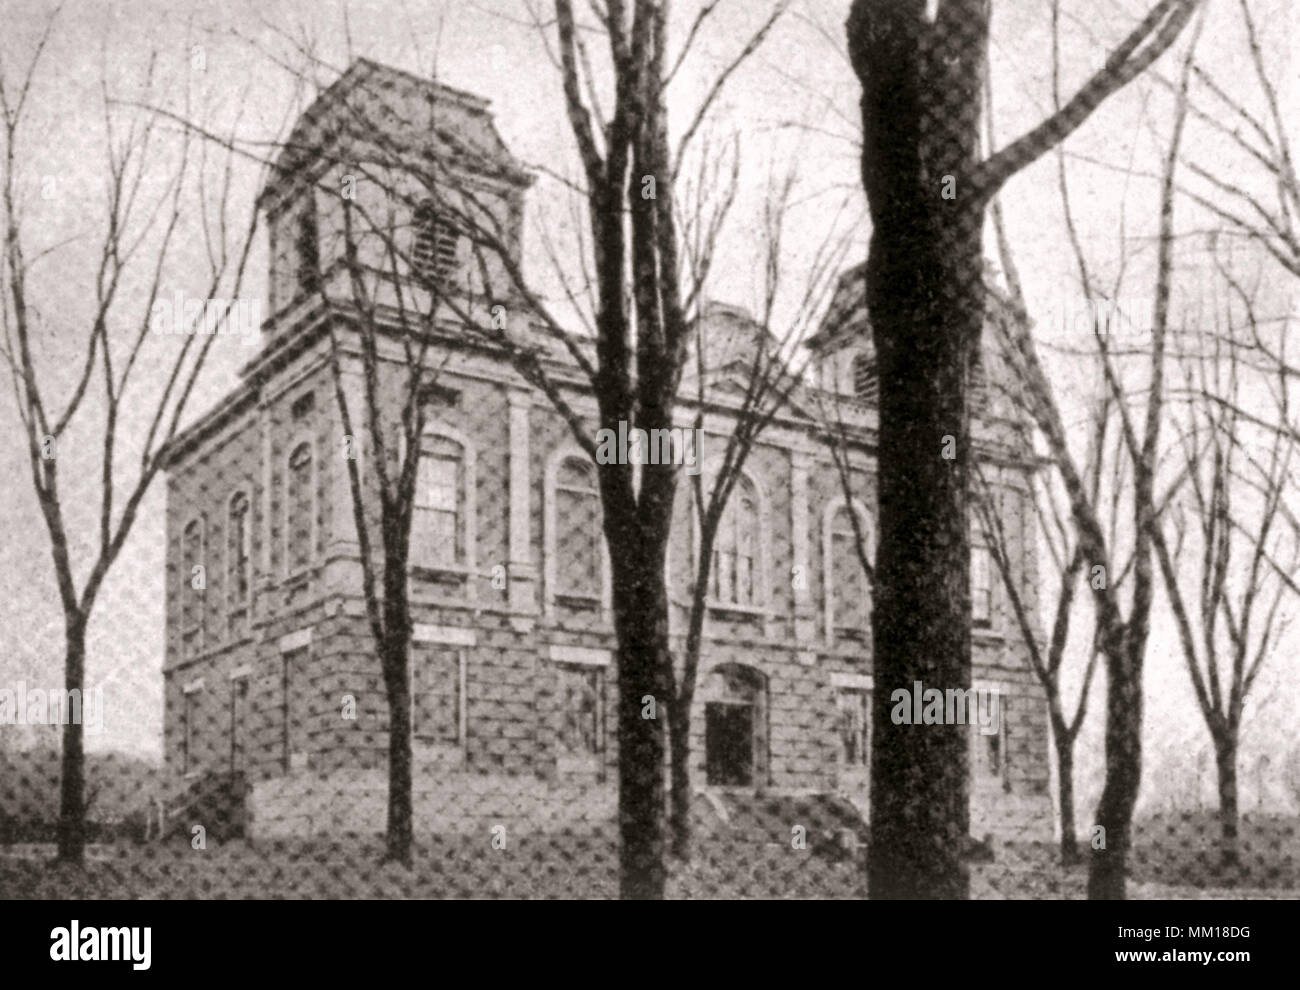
[701,664,768,788]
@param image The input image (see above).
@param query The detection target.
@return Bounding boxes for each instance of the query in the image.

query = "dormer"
[809,262,1018,418]
[258,59,533,337]
[806,263,875,401]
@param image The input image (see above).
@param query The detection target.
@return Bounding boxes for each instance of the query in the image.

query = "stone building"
[161,59,1052,841]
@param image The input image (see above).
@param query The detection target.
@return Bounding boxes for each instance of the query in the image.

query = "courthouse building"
[161,59,1053,840]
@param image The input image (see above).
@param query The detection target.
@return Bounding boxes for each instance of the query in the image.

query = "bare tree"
[669,167,849,860]
[991,16,1204,897]
[971,428,1102,867]
[843,0,1203,898]
[1173,0,1299,282]
[1155,281,1300,869]
[0,23,260,864]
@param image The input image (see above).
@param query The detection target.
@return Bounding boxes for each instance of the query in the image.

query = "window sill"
[706,601,768,620]
[554,593,604,611]
[410,564,473,586]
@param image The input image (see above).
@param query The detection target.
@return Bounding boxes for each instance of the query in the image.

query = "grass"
[4,824,1297,899]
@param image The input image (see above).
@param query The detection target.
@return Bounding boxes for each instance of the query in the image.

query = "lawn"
[3,823,1297,899]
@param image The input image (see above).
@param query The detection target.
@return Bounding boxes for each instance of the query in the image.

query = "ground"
[3,821,1297,899]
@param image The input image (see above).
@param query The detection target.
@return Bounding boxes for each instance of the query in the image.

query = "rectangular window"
[181,519,204,659]
[296,201,320,293]
[413,648,464,745]
[288,443,314,574]
[227,493,252,636]
[836,689,870,767]
[413,440,462,569]
[972,694,1011,790]
[182,687,202,775]
[556,663,605,765]
[282,648,308,773]
[229,678,249,773]
[413,203,459,284]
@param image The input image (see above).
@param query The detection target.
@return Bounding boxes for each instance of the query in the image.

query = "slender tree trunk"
[1213,733,1240,870]
[668,700,692,862]
[56,613,88,865]
[1087,643,1143,899]
[1054,729,1080,866]
[669,590,708,862]
[380,619,414,866]
[611,539,671,900]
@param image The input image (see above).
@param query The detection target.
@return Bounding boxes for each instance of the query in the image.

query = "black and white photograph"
[0,0,1295,970]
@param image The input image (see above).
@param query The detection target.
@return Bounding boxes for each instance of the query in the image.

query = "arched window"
[554,457,603,599]
[227,491,252,632]
[181,518,205,656]
[412,200,459,284]
[286,441,314,574]
[710,477,760,607]
[828,503,872,636]
[413,434,466,568]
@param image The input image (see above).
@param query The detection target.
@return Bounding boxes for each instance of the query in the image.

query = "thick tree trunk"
[1213,733,1240,870]
[850,1,986,900]
[1054,731,1080,866]
[380,622,414,867]
[865,214,980,899]
[611,541,671,900]
[1087,646,1143,899]
[56,614,88,865]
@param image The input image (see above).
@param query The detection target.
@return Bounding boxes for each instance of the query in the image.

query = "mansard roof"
[260,58,531,213]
